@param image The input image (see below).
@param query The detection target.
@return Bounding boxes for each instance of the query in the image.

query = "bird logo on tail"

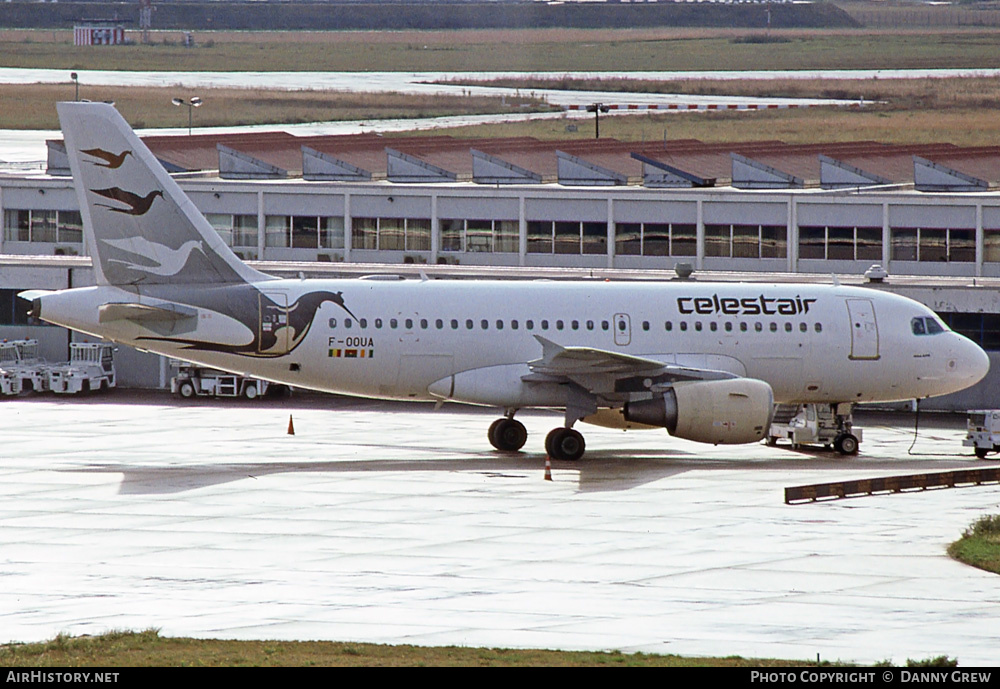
[91,187,164,216]
[81,148,133,169]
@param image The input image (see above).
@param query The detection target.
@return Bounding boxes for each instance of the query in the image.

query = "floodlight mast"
[172,97,203,135]
[586,103,611,140]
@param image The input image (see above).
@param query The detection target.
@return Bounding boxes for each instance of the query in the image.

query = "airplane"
[20,102,991,461]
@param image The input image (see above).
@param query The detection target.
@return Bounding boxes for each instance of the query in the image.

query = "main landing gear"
[487,411,586,461]
[487,416,528,453]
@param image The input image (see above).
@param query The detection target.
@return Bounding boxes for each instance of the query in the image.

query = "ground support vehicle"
[963,410,1000,459]
[47,342,116,394]
[170,363,281,400]
[0,339,48,394]
[766,403,862,455]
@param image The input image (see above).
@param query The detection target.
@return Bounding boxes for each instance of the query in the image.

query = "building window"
[940,312,1000,350]
[4,209,84,244]
[352,217,378,250]
[614,222,695,257]
[708,223,787,259]
[527,221,554,253]
[705,224,729,257]
[799,226,882,261]
[260,214,341,254]
[208,213,260,258]
[440,219,518,253]
[891,227,973,262]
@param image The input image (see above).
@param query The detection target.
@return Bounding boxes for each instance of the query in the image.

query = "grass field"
[0,83,546,130]
[949,515,1000,575]
[0,630,941,667]
[5,27,1000,72]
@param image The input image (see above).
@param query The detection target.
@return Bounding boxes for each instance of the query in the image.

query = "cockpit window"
[912,316,945,336]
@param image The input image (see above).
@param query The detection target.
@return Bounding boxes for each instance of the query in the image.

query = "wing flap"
[525,335,738,396]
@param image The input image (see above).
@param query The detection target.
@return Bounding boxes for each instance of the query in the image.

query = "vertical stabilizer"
[57,101,270,287]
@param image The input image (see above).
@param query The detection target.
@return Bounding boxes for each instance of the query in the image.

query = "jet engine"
[623,378,774,445]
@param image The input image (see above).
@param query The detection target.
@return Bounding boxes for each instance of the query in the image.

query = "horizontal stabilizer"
[98,302,197,324]
[17,289,55,302]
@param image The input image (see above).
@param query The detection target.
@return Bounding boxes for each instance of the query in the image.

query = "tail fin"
[57,102,270,287]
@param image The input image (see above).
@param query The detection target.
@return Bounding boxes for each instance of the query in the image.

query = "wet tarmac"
[1,390,998,664]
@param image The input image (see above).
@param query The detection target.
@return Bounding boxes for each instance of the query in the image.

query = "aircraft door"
[613,313,631,347]
[846,298,879,360]
[259,291,291,356]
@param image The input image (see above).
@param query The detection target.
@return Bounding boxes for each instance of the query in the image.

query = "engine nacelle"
[624,378,774,445]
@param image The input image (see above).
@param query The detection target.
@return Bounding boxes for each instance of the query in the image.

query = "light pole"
[172,96,203,135]
[70,72,79,101]
[586,102,610,140]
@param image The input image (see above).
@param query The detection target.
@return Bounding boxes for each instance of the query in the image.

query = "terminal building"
[3,131,1000,408]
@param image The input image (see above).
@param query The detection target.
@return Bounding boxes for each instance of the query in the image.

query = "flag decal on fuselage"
[329,348,374,359]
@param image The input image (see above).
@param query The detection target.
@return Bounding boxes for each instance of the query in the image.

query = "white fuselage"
[35,278,989,409]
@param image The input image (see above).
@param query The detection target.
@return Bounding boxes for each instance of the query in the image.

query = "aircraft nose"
[953,337,990,388]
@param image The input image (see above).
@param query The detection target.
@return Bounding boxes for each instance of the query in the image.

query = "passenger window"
[642,321,650,331]
[436,319,443,329]
[785,322,792,332]
[556,320,564,330]
[725,322,732,332]
[329,318,337,328]
[665,321,672,331]
[799,322,807,333]
[375,318,383,329]
[466,319,474,330]
[602,321,609,331]
[420,319,428,329]
[695,322,702,332]
[815,323,823,333]
[572,320,579,330]
[404,318,412,329]
[680,322,688,332]
[512,320,519,330]
[542,320,549,330]
[710,322,717,332]
[451,319,458,330]
[527,320,534,330]
[496,320,503,330]
[755,322,763,332]
[586,320,594,330]
[360,318,368,329]
[740,322,748,332]
[481,319,489,330]
[769,322,777,333]
[390,318,398,329]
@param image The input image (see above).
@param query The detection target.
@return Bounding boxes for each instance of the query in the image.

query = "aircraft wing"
[525,335,737,396]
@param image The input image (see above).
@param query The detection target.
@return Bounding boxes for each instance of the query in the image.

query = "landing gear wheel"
[545,427,586,462]
[488,418,527,452]
[834,433,859,456]
[244,384,258,400]
[975,446,991,460]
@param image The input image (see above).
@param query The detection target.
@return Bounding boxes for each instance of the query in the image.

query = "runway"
[1,391,998,665]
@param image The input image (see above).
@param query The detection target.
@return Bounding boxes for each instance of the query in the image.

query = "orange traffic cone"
[287,414,295,435]
[544,456,552,481]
